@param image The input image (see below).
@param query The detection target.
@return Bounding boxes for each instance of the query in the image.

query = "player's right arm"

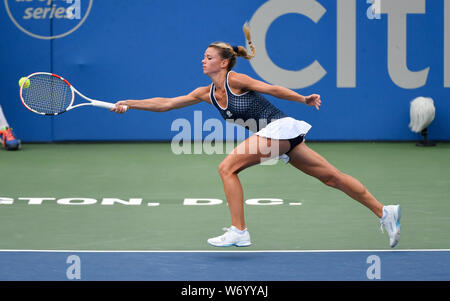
[111,86,211,113]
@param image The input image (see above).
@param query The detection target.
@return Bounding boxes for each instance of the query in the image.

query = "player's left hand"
[305,94,321,110]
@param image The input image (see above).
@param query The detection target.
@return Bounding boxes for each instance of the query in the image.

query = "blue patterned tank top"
[209,72,288,132]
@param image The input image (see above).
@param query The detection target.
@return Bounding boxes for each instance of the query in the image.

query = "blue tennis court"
[1,250,449,281]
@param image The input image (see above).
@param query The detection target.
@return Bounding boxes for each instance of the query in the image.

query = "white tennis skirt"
[253,117,312,164]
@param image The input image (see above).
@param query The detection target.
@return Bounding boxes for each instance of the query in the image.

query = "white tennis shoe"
[207,226,252,247]
[380,205,401,248]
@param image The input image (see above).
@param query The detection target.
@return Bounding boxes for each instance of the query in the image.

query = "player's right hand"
[111,101,129,114]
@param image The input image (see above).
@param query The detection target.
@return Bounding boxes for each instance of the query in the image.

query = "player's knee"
[219,159,243,177]
[218,161,233,177]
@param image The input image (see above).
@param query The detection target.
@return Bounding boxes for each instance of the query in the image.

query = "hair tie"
[232,46,239,53]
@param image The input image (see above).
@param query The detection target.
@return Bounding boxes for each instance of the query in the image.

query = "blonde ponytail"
[208,22,256,70]
[239,21,255,59]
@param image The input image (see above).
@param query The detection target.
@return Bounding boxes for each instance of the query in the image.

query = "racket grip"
[91,100,128,112]
[91,100,116,109]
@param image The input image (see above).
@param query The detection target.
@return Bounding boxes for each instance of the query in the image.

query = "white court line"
[0,249,450,253]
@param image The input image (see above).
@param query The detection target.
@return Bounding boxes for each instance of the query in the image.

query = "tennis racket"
[19,72,127,115]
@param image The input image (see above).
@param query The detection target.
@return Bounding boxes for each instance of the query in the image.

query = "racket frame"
[20,72,116,116]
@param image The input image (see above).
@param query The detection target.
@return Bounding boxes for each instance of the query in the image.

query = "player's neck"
[209,70,228,90]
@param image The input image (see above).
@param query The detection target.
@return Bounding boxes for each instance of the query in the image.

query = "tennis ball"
[19,77,30,89]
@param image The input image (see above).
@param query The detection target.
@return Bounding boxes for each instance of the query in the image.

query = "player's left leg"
[287,142,400,247]
[287,141,383,217]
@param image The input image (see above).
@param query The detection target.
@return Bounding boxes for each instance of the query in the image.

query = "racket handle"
[91,100,116,109]
[91,100,128,112]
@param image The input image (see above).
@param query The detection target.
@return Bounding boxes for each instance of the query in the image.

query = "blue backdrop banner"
[1,0,448,142]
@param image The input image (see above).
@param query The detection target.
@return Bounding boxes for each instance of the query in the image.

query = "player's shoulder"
[191,85,211,96]
[227,71,254,88]
[228,71,256,92]
[190,85,212,103]
[228,71,250,82]
[192,85,211,93]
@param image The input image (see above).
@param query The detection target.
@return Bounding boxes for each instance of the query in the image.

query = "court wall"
[1,0,448,142]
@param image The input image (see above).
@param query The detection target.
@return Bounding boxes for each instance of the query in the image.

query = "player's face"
[202,47,226,75]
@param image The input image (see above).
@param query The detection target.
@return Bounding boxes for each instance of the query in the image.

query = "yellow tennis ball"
[19,77,30,89]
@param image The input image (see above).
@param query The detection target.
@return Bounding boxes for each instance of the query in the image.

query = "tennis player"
[111,24,401,248]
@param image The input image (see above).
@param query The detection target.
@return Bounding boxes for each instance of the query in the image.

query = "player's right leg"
[207,134,290,247]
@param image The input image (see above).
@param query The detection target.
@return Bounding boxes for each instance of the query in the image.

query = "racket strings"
[22,74,73,115]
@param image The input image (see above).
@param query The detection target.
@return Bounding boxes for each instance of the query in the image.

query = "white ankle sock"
[231,226,247,234]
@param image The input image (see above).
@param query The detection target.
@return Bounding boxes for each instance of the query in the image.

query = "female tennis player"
[111,24,401,248]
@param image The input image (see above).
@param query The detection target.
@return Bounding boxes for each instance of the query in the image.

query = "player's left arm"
[229,72,321,110]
